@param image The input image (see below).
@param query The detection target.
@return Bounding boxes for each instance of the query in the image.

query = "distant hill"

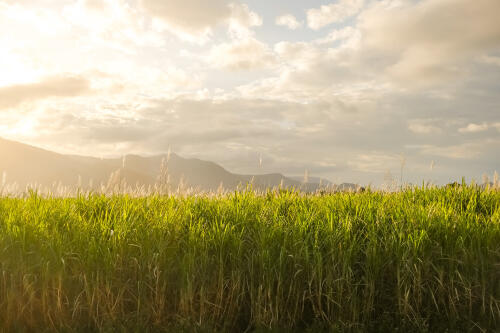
[0,137,334,192]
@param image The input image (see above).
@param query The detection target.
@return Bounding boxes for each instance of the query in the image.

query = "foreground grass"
[0,186,499,332]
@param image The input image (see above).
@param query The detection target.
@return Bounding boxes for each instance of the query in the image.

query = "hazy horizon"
[1,0,499,185]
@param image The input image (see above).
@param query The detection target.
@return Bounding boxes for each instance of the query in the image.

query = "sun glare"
[0,49,41,87]
[0,118,37,139]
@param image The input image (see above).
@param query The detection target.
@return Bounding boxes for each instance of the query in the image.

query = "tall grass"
[0,185,498,332]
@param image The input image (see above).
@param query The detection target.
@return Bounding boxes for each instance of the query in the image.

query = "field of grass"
[0,185,499,332]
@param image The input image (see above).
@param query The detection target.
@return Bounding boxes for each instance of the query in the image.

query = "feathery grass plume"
[156,155,171,196]
[400,153,406,189]
[383,169,396,192]
[494,171,499,189]
[105,168,126,194]
[483,173,490,188]
[303,168,309,184]
[176,174,187,195]
[217,181,225,195]
[0,171,5,196]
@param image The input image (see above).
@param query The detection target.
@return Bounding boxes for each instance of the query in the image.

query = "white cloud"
[478,55,500,67]
[274,41,322,70]
[458,122,500,134]
[458,123,489,133]
[359,0,500,86]
[275,14,303,30]
[0,75,91,109]
[240,36,376,102]
[251,0,500,97]
[307,0,364,30]
[208,37,275,71]
[415,143,483,159]
[142,0,261,42]
[348,152,399,173]
[314,26,360,46]
[141,0,230,34]
[62,0,164,49]
[228,3,262,32]
[224,3,263,41]
[408,119,442,134]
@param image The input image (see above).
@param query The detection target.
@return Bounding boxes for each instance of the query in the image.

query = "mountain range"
[0,137,362,193]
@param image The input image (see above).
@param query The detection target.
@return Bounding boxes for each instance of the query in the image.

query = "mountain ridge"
[0,137,350,192]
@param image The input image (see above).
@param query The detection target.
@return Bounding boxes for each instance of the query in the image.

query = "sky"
[0,0,499,185]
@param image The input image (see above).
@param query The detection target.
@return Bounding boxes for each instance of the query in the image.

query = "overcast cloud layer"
[0,0,499,185]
